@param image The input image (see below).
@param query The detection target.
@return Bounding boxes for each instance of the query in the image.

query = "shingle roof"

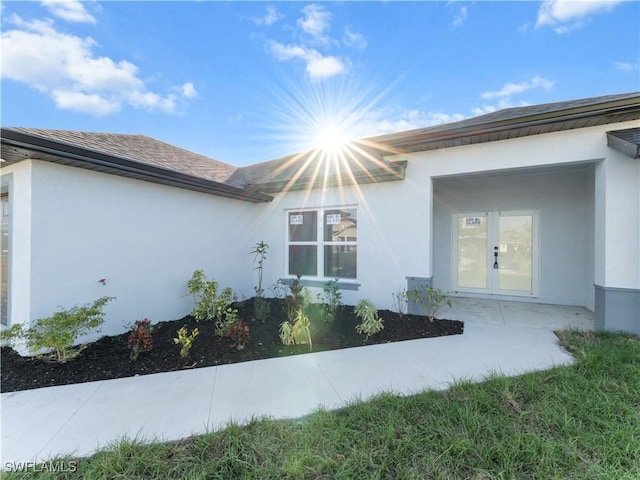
[232,143,394,186]
[3,92,639,197]
[5,128,239,185]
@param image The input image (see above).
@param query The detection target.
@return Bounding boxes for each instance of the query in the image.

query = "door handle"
[493,246,499,269]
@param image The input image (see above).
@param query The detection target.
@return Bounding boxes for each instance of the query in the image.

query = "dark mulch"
[1,298,463,393]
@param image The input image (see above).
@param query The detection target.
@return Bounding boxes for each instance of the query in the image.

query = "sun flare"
[310,121,353,156]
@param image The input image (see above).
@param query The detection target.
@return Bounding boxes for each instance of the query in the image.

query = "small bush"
[253,297,270,322]
[174,326,199,358]
[318,278,342,322]
[279,310,312,350]
[187,270,239,335]
[227,321,250,350]
[1,296,115,362]
[407,286,451,322]
[187,269,218,321]
[391,287,408,318]
[127,319,153,361]
[355,299,383,338]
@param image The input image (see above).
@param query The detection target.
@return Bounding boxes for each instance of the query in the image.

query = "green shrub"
[407,285,451,322]
[187,269,219,321]
[279,309,312,350]
[355,299,383,338]
[253,296,271,322]
[1,296,115,362]
[187,270,239,335]
[319,278,342,322]
[391,287,408,318]
[174,326,199,358]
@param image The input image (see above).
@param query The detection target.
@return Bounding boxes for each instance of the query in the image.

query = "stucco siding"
[251,176,429,310]
[27,160,257,338]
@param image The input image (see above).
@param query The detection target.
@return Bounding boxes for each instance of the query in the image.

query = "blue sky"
[1,1,639,166]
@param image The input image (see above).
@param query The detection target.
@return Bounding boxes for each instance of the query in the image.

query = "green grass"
[5,330,640,479]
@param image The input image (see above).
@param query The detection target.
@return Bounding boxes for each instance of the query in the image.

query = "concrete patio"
[1,298,594,465]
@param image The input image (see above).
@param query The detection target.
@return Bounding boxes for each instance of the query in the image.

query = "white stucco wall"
[25,160,258,338]
[249,177,429,310]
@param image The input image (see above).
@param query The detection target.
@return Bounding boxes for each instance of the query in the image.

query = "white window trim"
[285,205,358,282]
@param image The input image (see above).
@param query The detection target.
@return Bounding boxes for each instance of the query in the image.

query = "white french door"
[453,211,539,297]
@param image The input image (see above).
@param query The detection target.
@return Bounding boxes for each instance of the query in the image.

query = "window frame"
[286,206,358,281]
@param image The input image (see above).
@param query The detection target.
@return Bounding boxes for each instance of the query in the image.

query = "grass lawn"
[6,330,639,479]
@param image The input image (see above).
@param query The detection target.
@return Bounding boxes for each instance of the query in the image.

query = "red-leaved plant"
[127,318,153,361]
[226,321,250,350]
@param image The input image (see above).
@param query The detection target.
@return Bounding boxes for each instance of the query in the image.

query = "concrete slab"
[38,367,217,461]
[209,354,342,429]
[1,381,103,463]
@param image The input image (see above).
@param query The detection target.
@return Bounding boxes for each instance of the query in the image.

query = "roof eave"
[369,96,640,155]
[1,128,273,203]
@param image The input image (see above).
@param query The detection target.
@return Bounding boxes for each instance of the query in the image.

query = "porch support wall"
[594,151,640,334]
[0,161,32,330]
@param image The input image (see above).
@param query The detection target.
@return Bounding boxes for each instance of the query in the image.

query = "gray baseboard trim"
[594,284,640,335]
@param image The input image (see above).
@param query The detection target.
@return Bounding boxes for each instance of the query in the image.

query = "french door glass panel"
[497,214,533,292]
[456,215,488,289]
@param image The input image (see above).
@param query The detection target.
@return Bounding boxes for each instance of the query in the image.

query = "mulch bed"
[1,298,463,393]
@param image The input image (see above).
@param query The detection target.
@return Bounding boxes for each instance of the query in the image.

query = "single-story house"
[1,92,639,339]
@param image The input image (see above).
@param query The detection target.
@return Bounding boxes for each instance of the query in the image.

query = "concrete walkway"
[1,299,594,464]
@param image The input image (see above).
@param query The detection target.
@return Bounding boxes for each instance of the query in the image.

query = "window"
[287,207,357,279]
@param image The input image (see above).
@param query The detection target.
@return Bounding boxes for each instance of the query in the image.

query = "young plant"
[285,274,307,323]
[251,241,269,298]
[187,269,218,321]
[213,287,239,336]
[279,309,313,350]
[407,285,452,322]
[226,320,251,350]
[174,326,199,358]
[322,278,343,319]
[253,296,271,322]
[355,299,384,338]
[127,318,153,361]
[2,296,115,362]
[392,287,409,318]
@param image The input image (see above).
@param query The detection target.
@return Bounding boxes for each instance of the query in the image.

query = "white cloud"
[41,0,96,24]
[613,61,639,72]
[343,27,367,49]
[481,76,555,100]
[181,82,197,99]
[297,4,332,45]
[269,40,347,80]
[252,5,284,26]
[1,14,196,117]
[453,6,468,27]
[359,106,467,136]
[52,89,119,115]
[536,0,623,33]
